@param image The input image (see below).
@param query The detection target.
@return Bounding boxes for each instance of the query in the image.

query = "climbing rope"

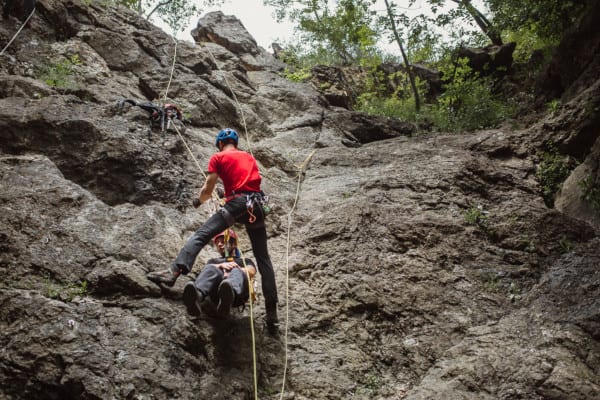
[161,37,224,209]
[222,228,259,400]
[0,7,36,57]
[161,34,261,397]
[278,150,315,400]
[162,34,318,400]
[202,43,253,156]
[235,243,259,400]
[198,41,319,400]
[162,37,178,103]
[169,117,260,397]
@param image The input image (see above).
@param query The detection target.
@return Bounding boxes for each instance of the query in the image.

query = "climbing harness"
[245,191,271,223]
[116,99,185,134]
[220,191,272,224]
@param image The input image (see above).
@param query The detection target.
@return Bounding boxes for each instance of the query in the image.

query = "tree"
[115,0,224,35]
[382,0,420,111]
[425,0,501,45]
[484,0,586,43]
[144,0,199,34]
[264,0,380,65]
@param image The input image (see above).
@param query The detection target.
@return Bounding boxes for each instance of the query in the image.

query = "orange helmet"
[212,229,238,245]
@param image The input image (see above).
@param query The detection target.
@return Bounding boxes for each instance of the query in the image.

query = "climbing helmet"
[212,229,238,246]
[215,128,239,148]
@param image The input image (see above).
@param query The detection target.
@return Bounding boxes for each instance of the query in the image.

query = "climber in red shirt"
[147,128,279,333]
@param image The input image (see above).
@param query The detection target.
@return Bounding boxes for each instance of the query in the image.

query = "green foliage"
[483,272,498,292]
[547,99,561,114]
[356,91,418,121]
[144,0,200,34]
[558,237,572,254]
[578,175,600,213]
[354,61,425,121]
[45,279,88,302]
[356,56,515,132]
[39,54,82,90]
[265,0,380,66]
[463,206,488,227]
[280,67,312,82]
[486,0,586,44]
[355,372,381,396]
[277,45,303,69]
[535,142,576,207]
[518,234,535,252]
[426,0,497,46]
[503,26,556,65]
[276,45,313,82]
[405,14,446,64]
[429,57,515,131]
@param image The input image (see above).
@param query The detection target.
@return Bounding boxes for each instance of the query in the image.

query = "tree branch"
[145,0,172,20]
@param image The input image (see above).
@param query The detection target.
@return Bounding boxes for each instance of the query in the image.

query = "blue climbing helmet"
[215,128,239,148]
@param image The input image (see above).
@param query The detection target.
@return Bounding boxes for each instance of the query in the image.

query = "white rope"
[236,246,259,400]
[203,44,253,156]
[0,7,36,57]
[165,35,311,400]
[200,41,317,400]
[162,38,220,213]
[172,121,205,177]
[278,149,315,400]
[162,37,178,103]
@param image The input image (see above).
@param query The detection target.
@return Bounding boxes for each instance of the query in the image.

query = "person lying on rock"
[147,128,279,333]
[182,229,256,318]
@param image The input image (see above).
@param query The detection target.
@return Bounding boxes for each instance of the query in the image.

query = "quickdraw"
[246,196,257,224]
[244,192,272,224]
[117,99,185,134]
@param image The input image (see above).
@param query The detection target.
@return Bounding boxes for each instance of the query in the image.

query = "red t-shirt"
[207,149,261,198]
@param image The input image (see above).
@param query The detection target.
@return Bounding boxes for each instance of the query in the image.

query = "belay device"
[117,99,186,134]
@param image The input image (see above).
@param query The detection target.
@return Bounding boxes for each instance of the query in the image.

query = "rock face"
[0,1,599,400]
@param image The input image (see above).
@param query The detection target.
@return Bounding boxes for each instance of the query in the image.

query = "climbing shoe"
[183,281,204,317]
[147,267,181,287]
[216,280,235,318]
[265,302,279,334]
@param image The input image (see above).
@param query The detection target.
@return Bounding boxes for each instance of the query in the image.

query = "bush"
[280,67,312,82]
[45,279,88,302]
[430,58,516,131]
[535,142,577,207]
[39,54,82,90]
[355,92,418,121]
[354,57,515,132]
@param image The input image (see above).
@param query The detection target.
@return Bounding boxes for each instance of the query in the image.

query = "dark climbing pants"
[194,264,249,307]
[172,195,278,305]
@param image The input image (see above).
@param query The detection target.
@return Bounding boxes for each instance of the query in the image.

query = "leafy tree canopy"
[485,0,587,43]
[264,0,381,65]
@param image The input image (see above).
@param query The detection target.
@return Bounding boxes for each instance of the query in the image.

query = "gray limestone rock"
[0,0,598,399]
